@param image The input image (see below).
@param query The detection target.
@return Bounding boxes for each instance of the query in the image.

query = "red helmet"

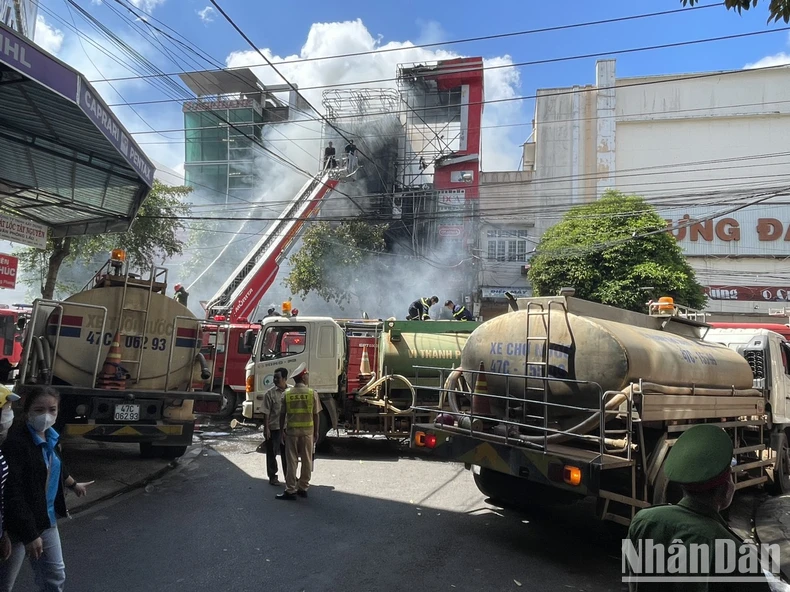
[174,283,182,291]
[291,309,299,316]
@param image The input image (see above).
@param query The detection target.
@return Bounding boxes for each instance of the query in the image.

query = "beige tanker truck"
[411,295,790,525]
[15,251,222,459]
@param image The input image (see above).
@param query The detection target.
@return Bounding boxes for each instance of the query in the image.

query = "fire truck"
[0,304,31,381]
[200,170,341,417]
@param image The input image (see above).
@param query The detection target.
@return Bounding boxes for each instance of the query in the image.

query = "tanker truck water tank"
[45,286,200,391]
[461,307,754,423]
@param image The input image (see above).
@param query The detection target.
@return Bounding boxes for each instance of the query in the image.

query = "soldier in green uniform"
[625,424,772,591]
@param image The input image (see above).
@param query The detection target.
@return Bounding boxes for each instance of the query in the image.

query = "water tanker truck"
[15,252,222,459]
[410,295,790,525]
[241,317,480,442]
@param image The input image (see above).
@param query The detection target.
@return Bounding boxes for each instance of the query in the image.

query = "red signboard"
[0,254,18,290]
[706,286,790,302]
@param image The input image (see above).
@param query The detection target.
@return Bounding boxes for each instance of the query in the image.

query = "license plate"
[114,404,140,422]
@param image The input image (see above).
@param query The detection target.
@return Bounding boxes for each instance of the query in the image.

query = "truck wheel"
[768,432,790,495]
[315,410,331,452]
[216,387,237,419]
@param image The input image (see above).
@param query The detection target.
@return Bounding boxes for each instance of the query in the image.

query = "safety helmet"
[174,283,182,291]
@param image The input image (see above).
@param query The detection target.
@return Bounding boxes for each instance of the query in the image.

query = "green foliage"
[284,220,388,307]
[527,191,707,312]
[682,0,790,23]
[16,181,193,299]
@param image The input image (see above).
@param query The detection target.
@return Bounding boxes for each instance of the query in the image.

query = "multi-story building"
[178,69,299,205]
[479,59,790,319]
[0,0,36,38]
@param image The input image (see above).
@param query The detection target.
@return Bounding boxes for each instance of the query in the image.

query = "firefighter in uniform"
[626,424,771,591]
[407,296,438,320]
[444,300,474,321]
[276,363,322,501]
[173,284,189,306]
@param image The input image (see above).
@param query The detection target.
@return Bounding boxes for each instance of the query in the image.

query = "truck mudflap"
[410,423,602,497]
[64,420,193,446]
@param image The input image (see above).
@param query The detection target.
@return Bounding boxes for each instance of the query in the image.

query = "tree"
[527,191,706,312]
[682,0,790,23]
[284,220,388,308]
[16,181,193,299]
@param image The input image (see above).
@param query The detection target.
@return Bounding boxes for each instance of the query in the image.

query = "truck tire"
[315,410,332,452]
[473,467,580,508]
[768,432,790,495]
[216,387,237,419]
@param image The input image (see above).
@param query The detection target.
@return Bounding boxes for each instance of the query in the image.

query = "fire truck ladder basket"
[205,171,335,318]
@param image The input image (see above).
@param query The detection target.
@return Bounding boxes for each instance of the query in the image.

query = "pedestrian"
[444,300,474,321]
[323,142,337,170]
[0,385,93,592]
[407,296,439,321]
[173,283,189,306]
[276,363,321,501]
[0,388,20,565]
[261,367,289,486]
[625,424,770,591]
[345,139,358,173]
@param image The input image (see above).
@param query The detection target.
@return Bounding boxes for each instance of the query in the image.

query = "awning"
[0,22,155,239]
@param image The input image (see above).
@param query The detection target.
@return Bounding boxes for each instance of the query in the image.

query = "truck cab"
[242,316,346,420]
[705,327,790,425]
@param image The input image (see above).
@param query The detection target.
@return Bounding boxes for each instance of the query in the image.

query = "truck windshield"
[260,326,307,360]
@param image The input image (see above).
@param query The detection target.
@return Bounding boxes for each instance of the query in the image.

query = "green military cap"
[664,424,733,485]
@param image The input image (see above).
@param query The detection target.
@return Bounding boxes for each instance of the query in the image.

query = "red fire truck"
[0,304,31,382]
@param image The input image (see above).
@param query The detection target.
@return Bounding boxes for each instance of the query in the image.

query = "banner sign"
[705,286,790,302]
[0,214,47,248]
[0,254,19,290]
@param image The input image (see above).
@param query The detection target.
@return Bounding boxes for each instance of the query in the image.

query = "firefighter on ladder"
[444,300,474,321]
[407,296,438,320]
[173,284,189,306]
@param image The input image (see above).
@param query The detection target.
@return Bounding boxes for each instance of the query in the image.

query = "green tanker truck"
[242,316,480,442]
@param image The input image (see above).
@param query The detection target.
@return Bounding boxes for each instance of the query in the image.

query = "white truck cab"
[241,316,346,420]
[705,328,790,425]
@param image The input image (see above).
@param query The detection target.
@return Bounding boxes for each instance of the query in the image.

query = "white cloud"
[128,0,165,11]
[415,19,445,45]
[33,15,64,55]
[225,19,523,171]
[197,6,216,23]
[745,31,790,69]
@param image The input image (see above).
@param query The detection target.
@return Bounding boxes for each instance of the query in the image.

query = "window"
[486,229,530,262]
[260,326,307,361]
[238,331,256,355]
[1,317,13,357]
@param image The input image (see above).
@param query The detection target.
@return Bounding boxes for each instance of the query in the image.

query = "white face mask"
[28,412,56,433]
[0,406,13,443]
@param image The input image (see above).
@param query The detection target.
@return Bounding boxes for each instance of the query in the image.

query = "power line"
[88,2,722,84]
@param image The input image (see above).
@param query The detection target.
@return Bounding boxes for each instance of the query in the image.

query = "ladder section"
[117,266,168,384]
[205,171,338,321]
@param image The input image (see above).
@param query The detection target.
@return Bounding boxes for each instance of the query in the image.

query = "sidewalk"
[60,438,193,513]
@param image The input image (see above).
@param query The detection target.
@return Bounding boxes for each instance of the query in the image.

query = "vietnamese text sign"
[0,214,47,249]
[482,287,532,299]
[706,285,790,302]
[0,254,19,290]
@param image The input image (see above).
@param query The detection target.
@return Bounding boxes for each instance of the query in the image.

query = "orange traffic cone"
[471,361,492,417]
[359,344,372,376]
[95,331,127,390]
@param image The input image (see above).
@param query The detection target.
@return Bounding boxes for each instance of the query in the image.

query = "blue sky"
[28,0,790,176]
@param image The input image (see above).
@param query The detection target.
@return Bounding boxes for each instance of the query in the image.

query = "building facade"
[0,0,36,38]
[179,69,297,205]
[479,59,790,318]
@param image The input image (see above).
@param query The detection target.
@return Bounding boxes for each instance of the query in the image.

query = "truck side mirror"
[243,329,256,351]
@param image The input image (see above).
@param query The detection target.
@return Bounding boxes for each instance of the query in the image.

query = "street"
[13,432,623,592]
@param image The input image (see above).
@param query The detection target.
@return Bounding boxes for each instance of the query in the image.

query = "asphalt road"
[14,434,625,592]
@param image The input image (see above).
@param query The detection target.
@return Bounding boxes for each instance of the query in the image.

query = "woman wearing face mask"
[0,386,92,592]
[0,387,20,565]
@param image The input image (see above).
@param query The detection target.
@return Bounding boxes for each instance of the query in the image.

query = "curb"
[67,444,204,517]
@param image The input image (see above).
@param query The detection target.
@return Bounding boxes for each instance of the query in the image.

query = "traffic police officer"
[626,424,771,591]
[276,363,322,501]
[407,296,438,320]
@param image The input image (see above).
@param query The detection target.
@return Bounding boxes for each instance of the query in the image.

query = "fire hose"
[442,368,630,447]
[355,372,417,414]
